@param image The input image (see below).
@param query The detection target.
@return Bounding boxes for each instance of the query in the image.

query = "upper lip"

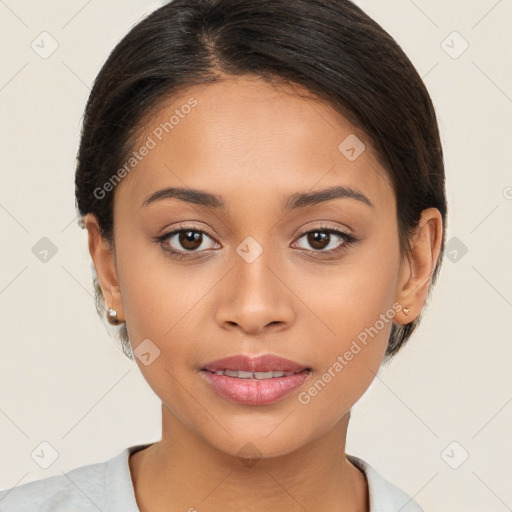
[202,354,310,373]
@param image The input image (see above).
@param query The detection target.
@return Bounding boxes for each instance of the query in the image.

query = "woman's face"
[92,75,413,457]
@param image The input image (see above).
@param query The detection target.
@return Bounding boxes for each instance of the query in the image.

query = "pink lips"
[200,354,311,406]
[202,354,309,373]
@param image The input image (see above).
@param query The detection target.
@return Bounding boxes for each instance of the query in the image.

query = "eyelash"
[154,223,357,261]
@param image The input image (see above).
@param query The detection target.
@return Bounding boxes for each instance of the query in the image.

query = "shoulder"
[347,454,425,512]
[0,459,109,511]
[0,444,147,512]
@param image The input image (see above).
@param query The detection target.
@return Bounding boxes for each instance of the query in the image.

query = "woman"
[0,0,446,510]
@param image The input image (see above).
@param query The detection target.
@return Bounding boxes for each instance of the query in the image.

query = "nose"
[214,248,295,336]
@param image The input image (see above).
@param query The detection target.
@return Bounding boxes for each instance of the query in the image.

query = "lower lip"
[200,369,311,405]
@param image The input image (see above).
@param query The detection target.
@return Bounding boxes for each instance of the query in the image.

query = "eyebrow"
[141,185,373,210]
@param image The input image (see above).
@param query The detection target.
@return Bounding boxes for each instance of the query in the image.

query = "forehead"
[115,75,394,214]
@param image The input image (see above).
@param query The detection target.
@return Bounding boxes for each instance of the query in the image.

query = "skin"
[84,74,443,512]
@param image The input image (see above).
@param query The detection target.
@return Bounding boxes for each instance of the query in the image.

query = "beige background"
[1,0,511,510]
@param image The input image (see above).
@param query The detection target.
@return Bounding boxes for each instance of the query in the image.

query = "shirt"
[0,443,424,511]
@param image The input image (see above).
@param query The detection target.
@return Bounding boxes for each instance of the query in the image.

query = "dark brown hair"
[75,0,447,361]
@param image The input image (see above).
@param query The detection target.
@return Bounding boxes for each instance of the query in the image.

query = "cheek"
[115,244,218,372]
[294,232,400,409]
[323,262,399,351]
[115,236,190,335]
[294,283,396,429]
[301,229,400,344]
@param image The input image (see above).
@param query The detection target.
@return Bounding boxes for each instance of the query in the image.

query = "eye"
[293,225,357,256]
[154,223,357,261]
[155,225,219,258]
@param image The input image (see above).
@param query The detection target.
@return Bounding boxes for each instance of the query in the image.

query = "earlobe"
[83,213,125,324]
[395,207,443,325]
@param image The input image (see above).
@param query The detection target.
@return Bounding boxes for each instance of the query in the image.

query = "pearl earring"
[403,307,410,315]
[107,306,122,325]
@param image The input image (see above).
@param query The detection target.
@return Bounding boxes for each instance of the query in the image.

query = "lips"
[202,354,310,373]
[200,354,312,405]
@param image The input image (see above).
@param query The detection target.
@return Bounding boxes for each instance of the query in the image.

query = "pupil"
[308,232,329,250]
[179,230,202,250]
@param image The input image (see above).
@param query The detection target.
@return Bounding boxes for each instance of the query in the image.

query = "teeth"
[212,370,300,379]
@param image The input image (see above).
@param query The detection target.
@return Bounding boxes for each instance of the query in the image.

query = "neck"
[129,405,368,512]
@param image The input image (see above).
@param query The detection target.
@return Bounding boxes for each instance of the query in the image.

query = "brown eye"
[157,226,219,256]
[178,230,203,251]
[306,231,331,250]
[295,227,354,254]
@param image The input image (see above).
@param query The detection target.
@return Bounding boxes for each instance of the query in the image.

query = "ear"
[84,213,124,323]
[394,207,443,325]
